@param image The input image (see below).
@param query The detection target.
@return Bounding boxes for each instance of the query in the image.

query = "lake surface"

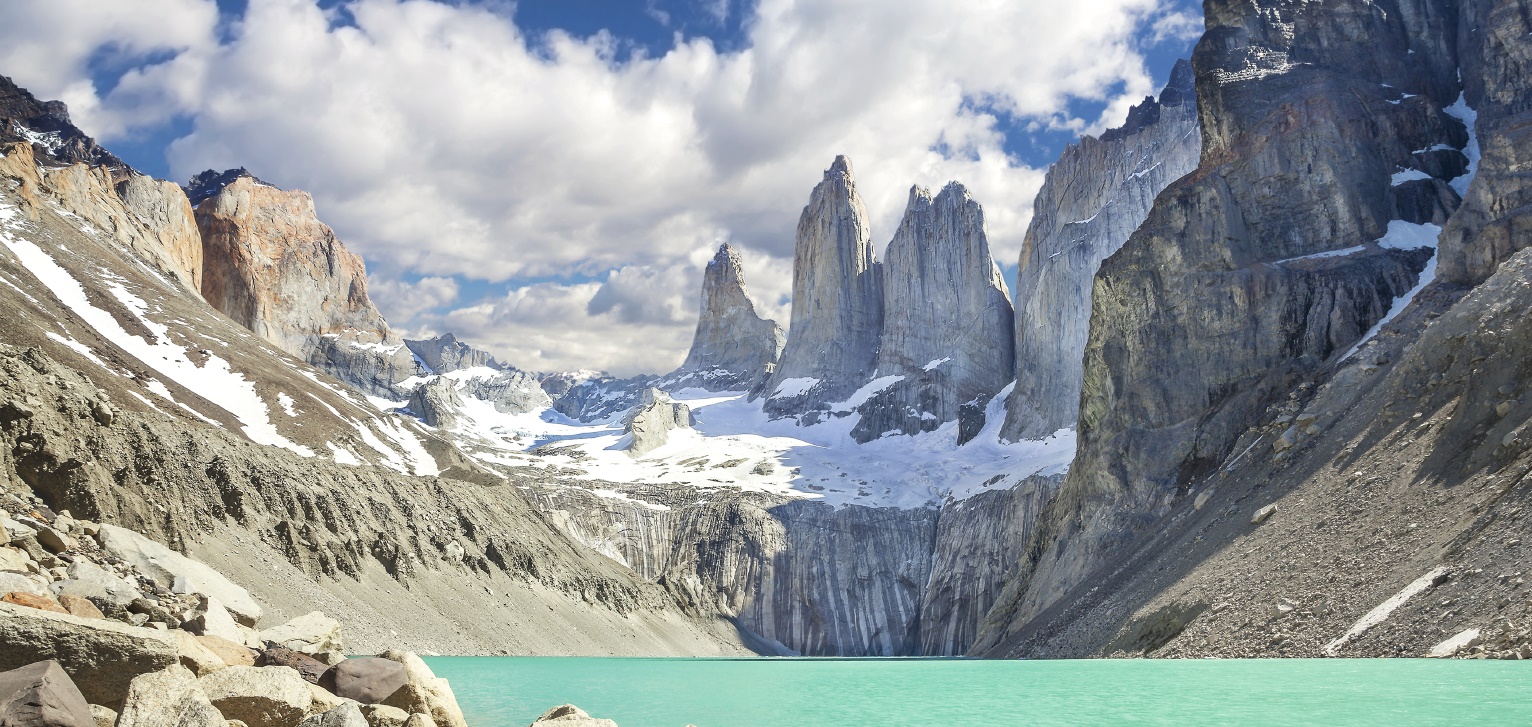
[425,657,1530,726]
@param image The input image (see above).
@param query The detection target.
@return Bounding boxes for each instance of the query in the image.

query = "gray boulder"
[0,660,95,727]
[320,658,407,705]
[298,702,369,727]
[0,602,178,706]
[115,664,225,727]
[198,666,313,727]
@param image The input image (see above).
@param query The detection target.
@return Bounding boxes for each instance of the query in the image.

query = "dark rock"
[319,657,408,705]
[256,646,327,685]
[0,660,95,727]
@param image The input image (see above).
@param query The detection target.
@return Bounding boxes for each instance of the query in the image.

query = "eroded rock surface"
[669,244,785,392]
[1002,60,1201,441]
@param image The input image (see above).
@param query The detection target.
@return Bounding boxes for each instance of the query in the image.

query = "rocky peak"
[622,388,694,457]
[669,244,785,391]
[195,175,422,396]
[1001,60,1203,441]
[851,181,1014,442]
[184,168,277,207]
[761,155,884,421]
[0,74,127,171]
[405,333,501,374]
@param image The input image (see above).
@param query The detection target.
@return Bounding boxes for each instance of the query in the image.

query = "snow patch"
[922,357,951,371]
[1391,169,1432,186]
[1275,245,1367,264]
[1443,93,1480,196]
[326,442,363,467]
[832,375,904,412]
[1323,567,1448,656]
[771,377,820,399]
[277,392,298,417]
[1340,222,1442,361]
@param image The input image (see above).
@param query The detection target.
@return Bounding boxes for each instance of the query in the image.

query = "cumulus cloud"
[0,0,1202,376]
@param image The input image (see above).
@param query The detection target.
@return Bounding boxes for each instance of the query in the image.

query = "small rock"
[35,526,75,554]
[89,704,117,727]
[0,660,95,727]
[315,651,347,667]
[184,596,246,645]
[199,666,314,727]
[359,704,410,727]
[306,682,354,717]
[1497,401,1514,417]
[1193,490,1213,511]
[1251,504,1278,525]
[404,714,437,727]
[173,630,231,677]
[0,572,46,596]
[299,702,369,727]
[116,664,225,727]
[321,657,408,705]
[58,595,105,620]
[530,704,618,726]
[0,545,30,572]
[196,636,256,669]
[4,591,69,614]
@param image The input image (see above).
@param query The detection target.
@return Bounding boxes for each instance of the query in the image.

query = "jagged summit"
[0,74,129,171]
[668,243,785,391]
[761,154,884,421]
[407,332,503,374]
[184,167,278,206]
[851,180,1014,442]
[1001,58,1203,441]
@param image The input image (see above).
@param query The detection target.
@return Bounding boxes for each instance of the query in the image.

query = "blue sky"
[0,0,1204,374]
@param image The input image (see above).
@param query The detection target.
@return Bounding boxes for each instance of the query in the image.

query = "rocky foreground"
[0,496,633,727]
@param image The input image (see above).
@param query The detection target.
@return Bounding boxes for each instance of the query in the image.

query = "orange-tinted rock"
[56,595,104,620]
[3,592,67,614]
[195,635,255,668]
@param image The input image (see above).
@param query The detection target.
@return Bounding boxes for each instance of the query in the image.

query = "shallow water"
[424,656,1531,726]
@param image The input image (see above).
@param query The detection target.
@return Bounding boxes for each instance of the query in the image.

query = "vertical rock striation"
[668,244,785,391]
[852,183,1014,443]
[761,156,883,422]
[980,0,1477,643]
[1001,60,1201,441]
[194,171,423,397]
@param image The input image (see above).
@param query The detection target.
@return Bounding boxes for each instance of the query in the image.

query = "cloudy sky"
[0,0,1201,376]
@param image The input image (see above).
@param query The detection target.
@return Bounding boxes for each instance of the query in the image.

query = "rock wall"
[195,173,422,396]
[852,183,1014,443]
[762,156,883,422]
[1001,60,1201,441]
[669,244,785,392]
[981,0,1490,643]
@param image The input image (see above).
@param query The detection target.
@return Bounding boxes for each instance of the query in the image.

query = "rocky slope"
[194,170,423,398]
[761,156,884,422]
[668,244,785,392]
[852,182,1014,443]
[0,127,749,657]
[1001,59,1201,441]
[972,0,1532,661]
[0,75,128,173]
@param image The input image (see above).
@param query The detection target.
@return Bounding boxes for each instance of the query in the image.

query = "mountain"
[0,74,128,172]
[973,0,1532,660]
[667,244,785,392]
[193,169,424,398]
[1001,59,1201,441]
[852,182,1014,443]
[760,156,884,422]
[406,332,502,374]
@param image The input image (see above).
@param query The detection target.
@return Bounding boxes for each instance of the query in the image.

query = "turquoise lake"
[424,657,1531,726]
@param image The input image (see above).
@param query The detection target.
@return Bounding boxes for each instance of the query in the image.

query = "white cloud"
[0,0,1199,376]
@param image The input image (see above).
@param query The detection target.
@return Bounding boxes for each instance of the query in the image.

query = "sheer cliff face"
[990,0,1479,634]
[671,244,785,391]
[851,183,1014,443]
[763,156,884,421]
[1001,61,1201,442]
[195,173,421,395]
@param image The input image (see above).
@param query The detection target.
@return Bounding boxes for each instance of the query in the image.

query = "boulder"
[52,560,144,615]
[376,652,466,727]
[359,704,409,727]
[261,612,343,655]
[1251,504,1279,525]
[89,704,116,727]
[0,571,47,595]
[96,525,261,626]
[305,683,355,717]
[0,660,95,727]
[57,595,105,620]
[116,664,226,727]
[299,702,369,727]
[320,658,407,705]
[530,704,618,726]
[199,666,313,727]
[34,526,74,553]
[184,596,246,645]
[197,636,256,669]
[0,546,30,572]
[256,646,327,684]
[403,714,436,727]
[4,591,68,613]
[0,602,179,706]
[173,630,231,677]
